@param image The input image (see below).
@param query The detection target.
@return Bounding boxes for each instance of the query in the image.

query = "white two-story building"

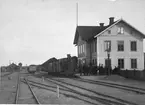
[74,17,145,70]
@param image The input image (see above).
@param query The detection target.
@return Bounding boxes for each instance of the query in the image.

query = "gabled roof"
[73,18,145,45]
[94,19,145,38]
[73,25,109,45]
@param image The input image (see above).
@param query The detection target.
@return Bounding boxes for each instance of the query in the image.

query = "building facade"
[74,17,145,70]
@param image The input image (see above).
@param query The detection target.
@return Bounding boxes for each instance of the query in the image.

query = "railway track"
[15,71,40,104]
[23,79,100,105]
[1,72,13,77]
[71,78,145,94]
[46,78,137,105]
[27,76,137,105]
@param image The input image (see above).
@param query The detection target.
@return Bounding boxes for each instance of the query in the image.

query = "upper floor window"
[95,40,97,52]
[104,41,111,52]
[82,44,85,53]
[131,41,137,51]
[81,45,83,53]
[78,45,81,54]
[131,59,137,69]
[78,44,85,54]
[80,45,81,54]
[118,27,124,34]
[78,46,80,54]
[118,41,124,51]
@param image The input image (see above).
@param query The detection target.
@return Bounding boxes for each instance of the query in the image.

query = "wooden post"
[57,85,59,98]
[42,76,44,82]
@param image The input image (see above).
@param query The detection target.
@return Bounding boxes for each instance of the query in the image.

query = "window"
[104,41,111,51]
[118,41,124,51]
[82,45,83,53]
[131,59,137,69]
[95,40,97,52]
[118,59,124,68]
[82,44,85,53]
[78,46,81,54]
[131,41,137,51]
[81,45,83,53]
[108,30,111,34]
[118,27,124,34]
[80,46,81,54]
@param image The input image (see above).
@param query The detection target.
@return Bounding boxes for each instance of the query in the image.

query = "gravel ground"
[0,72,18,104]
[16,69,38,104]
[2,70,145,104]
[56,77,145,105]
[28,76,104,105]
[17,80,37,104]
[32,72,145,105]
[78,75,145,89]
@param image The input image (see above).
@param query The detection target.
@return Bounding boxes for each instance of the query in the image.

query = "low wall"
[119,70,145,81]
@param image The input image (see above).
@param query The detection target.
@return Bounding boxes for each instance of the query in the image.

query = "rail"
[15,71,20,104]
[24,78,41,104]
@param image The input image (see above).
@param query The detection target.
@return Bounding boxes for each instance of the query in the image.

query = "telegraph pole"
[106,42,111,75]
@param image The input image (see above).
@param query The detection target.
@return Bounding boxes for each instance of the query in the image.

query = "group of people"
[78,63,99,76]
[78,62,121,76]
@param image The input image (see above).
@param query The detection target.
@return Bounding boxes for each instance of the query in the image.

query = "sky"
[0,0,145,66]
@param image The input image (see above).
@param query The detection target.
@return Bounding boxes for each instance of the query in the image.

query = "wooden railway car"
[27,65,38,73]
[41,57,58,73]
[41,55,78,76]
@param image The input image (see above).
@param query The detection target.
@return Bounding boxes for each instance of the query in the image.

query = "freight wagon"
[27,65,38,73]
[41,55,78,76]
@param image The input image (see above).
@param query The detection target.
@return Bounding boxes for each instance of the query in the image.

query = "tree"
[18,63,22,67]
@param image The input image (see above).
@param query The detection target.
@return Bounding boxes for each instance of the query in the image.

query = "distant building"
[74,17,145,70]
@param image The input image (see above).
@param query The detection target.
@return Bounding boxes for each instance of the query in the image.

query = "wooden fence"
[119,70,145,81]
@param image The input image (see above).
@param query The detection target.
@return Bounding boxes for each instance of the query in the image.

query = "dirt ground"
[28,76,103,105]
[0,72,19,104]
[30,72,145,105]
[79,74,145,89]
[1,70,145,104]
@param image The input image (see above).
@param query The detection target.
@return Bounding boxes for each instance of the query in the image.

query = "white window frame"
[118,27,124,34]
[131,58,137,69]
[104,40,111,52]
[83,44,85,53]
[117,41,124,51]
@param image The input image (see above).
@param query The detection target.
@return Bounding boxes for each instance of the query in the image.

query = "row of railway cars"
[27,55,78,76]
[40,55,78,76]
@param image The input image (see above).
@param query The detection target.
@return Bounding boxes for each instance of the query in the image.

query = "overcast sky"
[0,0,145,66]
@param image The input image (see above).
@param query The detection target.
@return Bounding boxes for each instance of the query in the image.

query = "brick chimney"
[99,23,104,28]
[109,17,114,25]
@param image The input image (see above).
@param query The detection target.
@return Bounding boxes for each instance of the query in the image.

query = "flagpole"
[76,2,78,26]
